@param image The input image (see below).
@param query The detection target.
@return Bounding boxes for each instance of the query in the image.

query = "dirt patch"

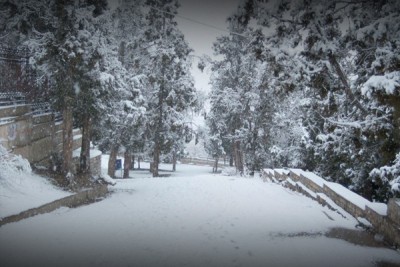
[34,168,102,192]
[326,227,387,248]
[274,227,391,249]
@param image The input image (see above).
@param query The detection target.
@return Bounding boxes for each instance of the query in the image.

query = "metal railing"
[0,92,26,106]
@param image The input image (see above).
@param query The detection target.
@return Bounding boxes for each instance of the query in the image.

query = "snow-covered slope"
[1,163,399,267]
[0,146,71,218]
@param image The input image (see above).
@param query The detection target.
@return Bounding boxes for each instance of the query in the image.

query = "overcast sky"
[176,0,241,93]
[176,0,240,56]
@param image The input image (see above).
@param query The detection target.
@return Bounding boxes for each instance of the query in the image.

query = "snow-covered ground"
[0,148,71,218]
[1,156,400,267]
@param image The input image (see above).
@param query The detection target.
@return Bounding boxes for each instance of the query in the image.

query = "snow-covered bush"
[370,153,400,197]
[0,145,32,177]
[0,145,32,191]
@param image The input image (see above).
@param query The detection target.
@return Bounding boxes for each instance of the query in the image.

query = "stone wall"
[388,199,400,223]
[261,168,400,247]
[0,184,108,227]
[0,103,82,167]
[322,184,365,218]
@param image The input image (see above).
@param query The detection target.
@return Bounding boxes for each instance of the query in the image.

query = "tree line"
[2,0,399,202]
[204,0,400,202]
[0,0,199,179]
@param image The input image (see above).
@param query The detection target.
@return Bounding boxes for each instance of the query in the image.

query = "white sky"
[176,0,241,94]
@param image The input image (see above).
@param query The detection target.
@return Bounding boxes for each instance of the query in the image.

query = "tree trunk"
[152,142,160,177]
[108,145,118,178]
[79,112,91,175]
[123,150,131,178]
[234,140,244,175]
[229,155,234,167]
[62,98,74,177]
[328,53,367,115]
[172,150,177,172]
[138,156,141,170]
[213,158,219,173]
[131,155,135,171]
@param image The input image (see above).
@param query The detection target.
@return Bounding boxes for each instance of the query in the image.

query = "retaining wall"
[0,103,82,167]
[0,184,108,227]
[261,168,400,247]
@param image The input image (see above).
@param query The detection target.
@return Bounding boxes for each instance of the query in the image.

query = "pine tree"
[253,0,400,200]
[141,0,197,177]
[208,1,271,175]
[93,0,147,178]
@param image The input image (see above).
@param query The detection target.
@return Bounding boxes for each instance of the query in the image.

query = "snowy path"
[1,164,399,267]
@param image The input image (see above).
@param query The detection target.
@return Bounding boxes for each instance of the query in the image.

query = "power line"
[148,6,248,39]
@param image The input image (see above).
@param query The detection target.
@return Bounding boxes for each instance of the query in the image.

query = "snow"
[274,168,290,175]
[72,148,102,159]
[0,104,26,110]
[316,193,353,217]
[357,217,373,228]
[368,202,388,216]
[361,71,400,97]
[0,116,15,125]
[0,172,71,219]
[302,171,326,188]
[267,168,388,216]
[297,181,318,199]
[325,183,370,210]
[285,177,297,187]
[289,168,305,176]
[0,146,71,218]
[1,162,399,266]
[73,134,82,140]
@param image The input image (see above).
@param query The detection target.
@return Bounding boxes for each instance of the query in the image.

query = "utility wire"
[148,6,248,39]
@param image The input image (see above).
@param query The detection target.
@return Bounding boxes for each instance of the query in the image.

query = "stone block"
[30,136,54,163]
[12,145,31,161]
[90,155,102,177]
[72,135,82,151]
[388,199,400,225]
[54,121,63,133]
[0,105,30,118]
[323,184,365,218]
[300,174,324,193]
[32,121,54,142]
[3,119,32,148]
[32,113,53,125]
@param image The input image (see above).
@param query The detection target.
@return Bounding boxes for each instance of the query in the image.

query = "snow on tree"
[251,0,400,201]
[140,0,197,177]
[208,1,275,175]
[93,0,147,178]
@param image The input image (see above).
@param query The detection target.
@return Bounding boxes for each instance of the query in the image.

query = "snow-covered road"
[1,164,399,267]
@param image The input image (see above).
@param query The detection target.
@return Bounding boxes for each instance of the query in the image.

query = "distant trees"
[207,0,399,201]
[141,0,197,177]
[207,1,271,175]
[1,0,198,180]
[253,0,400,201]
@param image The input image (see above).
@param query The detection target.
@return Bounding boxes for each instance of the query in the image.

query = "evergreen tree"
[93,0,146,178]
[141,0,197,177]
[253,0,400,200]
[208,2,270,175]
